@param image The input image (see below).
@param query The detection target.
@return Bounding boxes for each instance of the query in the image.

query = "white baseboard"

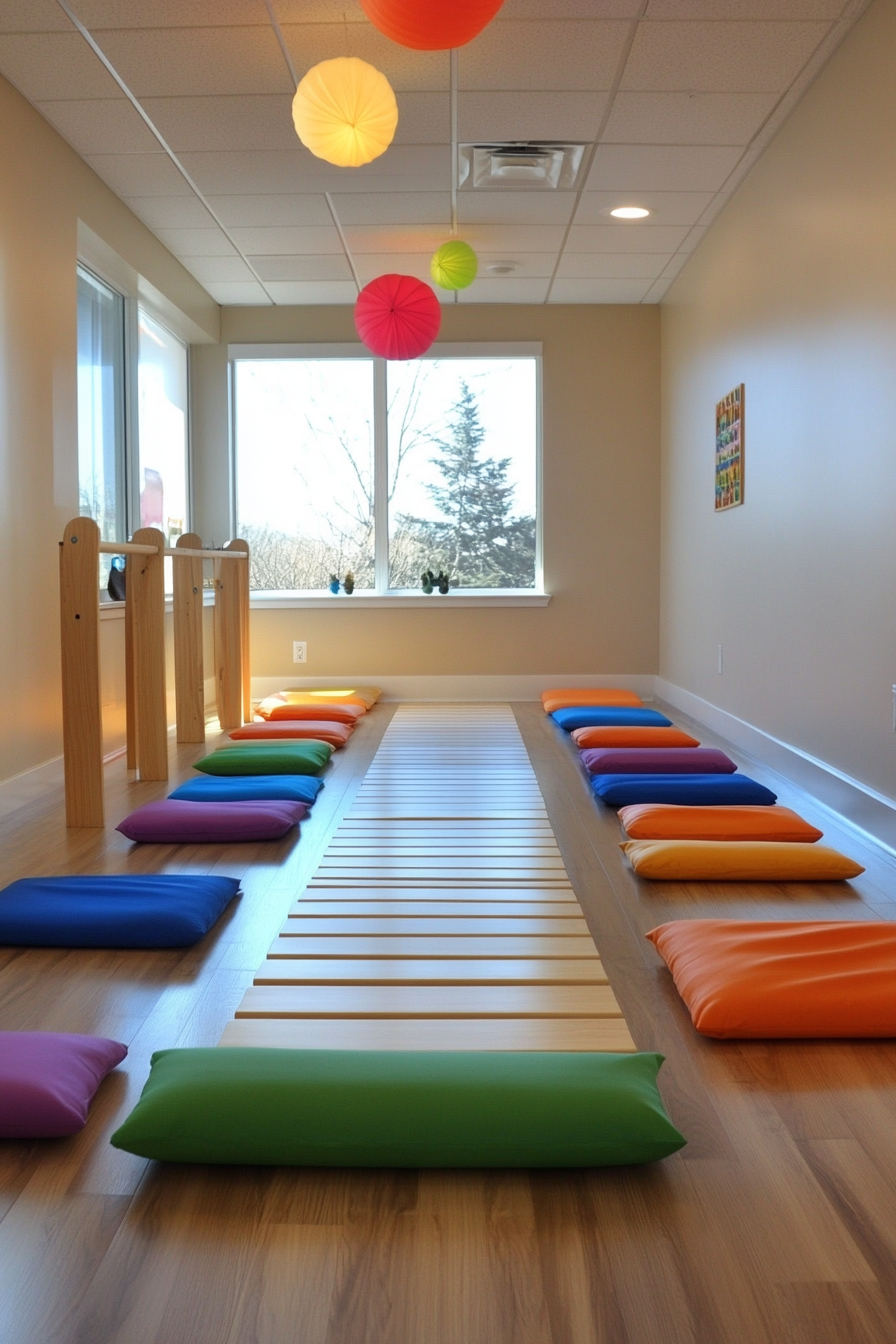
[251,673,659,703]
[656,677,896,857]
[0,754,65,821]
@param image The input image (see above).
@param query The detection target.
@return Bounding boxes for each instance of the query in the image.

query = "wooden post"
[59,517,104,827]
[227,538,252,723]
[214,542,245,730]
[124,571,137,770]
[130,527,168,780]
[173,532,206,743]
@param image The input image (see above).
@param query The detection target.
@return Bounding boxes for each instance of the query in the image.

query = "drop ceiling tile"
[264,1,366,18]
[85,152,193,197]
[153,228,239,257]
[643,3,841,18]
[576,190,714,226]
[621,20,830,93]
[36,98,160,155]
[457,279,550,303]
[205,194,333,226]
[250,255,353,282]
[0,3,74,32]
[76,1,278,24]
[229,226,345,255]
[280,24,448,92]
[587,143,742,192]
[141,95,298,153]
[352,255,455,295]
[679,224,709,253]
[178,147,449,196]
[265,281,360,304]
[344,226,450,255]
[124,195,221,229]
[328,193,450,226]
[393,92,450,144]
[461,224,568,250]
[566,223,691,252]
[201,280,272,305]
[459,21,630,90]
[457,192,577,226]
[503,1,644,13]
[603,91,778,146]
[457,91,608,142]
[475,252,557,278]
[549,278,651,302]
[555,252,672,279]
[182,255,258,283]
[96,26,294,98]
[0,32,123,100]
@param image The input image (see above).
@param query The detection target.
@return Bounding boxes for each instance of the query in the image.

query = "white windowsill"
[250,590,551,610]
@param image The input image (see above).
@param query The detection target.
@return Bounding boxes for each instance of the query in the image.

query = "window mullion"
[373,357,389,593]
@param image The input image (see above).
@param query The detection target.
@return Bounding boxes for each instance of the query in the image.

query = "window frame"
[228,341,546,607]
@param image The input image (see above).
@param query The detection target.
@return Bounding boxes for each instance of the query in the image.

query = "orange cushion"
[572,726,699,750]
[620,839,863,881]
[281,686,381,709]
[541,688,643,712]
[229,721,353,748]
[646,919,896,1038]
[258,701,365,725]
[618,804,823,843]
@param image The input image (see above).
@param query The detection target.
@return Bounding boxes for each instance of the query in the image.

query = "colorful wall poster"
[715,385,744,511]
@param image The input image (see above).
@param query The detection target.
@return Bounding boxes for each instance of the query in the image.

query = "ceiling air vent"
[458,143,588,191]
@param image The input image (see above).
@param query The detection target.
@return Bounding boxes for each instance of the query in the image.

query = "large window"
[233,346,540,595]
[77,266,126,584]
[77,262,190,589]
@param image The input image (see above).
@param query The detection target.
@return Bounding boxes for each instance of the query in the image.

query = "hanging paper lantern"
[430,240,478,290]
[359,0,505,51]
[292,57,398,168]
[355,274,442,360]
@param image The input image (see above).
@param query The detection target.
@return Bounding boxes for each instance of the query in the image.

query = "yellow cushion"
[283,686,382,708]
[620,839,864,882]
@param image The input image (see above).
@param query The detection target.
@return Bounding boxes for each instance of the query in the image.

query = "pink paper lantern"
[354,274,442,360]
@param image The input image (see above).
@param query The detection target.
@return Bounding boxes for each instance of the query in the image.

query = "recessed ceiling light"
[609,206,651,219]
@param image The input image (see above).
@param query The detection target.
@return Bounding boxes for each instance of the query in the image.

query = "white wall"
[660,0,896,801]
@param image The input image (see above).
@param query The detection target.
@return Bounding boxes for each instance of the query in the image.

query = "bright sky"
[235,357,537,540]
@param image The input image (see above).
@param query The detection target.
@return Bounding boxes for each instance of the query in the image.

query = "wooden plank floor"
[227,704,635,1053]
[0,699,895,1343]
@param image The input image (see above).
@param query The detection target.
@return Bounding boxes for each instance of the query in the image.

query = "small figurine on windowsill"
[421,569,434,594]
[436,570,450,594]
[343,570,355,595]
[329,573,340,594]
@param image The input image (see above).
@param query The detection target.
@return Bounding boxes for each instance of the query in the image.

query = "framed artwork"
[715,385,744,511]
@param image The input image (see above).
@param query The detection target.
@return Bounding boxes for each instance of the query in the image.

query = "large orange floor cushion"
[621,840,864,881]
[257,699,365,725]
[572,726,700,750]
[646,920,896,1038]
[542,688,643,713]
[619,804,823,843]
[229,721,353,749]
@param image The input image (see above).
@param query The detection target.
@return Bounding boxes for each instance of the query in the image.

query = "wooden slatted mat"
[223,704,636,1052]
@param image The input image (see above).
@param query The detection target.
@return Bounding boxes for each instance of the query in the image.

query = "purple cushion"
[0,1032,127,1137]
[580,747,737,776]
[117,799,306,843]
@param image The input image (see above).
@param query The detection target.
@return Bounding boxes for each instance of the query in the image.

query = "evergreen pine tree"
[401,381,535,587]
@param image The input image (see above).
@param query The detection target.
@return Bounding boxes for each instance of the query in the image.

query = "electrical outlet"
[718,644,723,675]
[293,641,307,664]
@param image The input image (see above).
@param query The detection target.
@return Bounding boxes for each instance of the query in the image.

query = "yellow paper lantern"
[292,57,398,168]
[430,239,479,290]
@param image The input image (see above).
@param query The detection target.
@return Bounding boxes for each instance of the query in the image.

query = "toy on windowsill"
[343,571,355,595]
[436,570,450,594]
[421,569,434,594]
[329,574,341,594]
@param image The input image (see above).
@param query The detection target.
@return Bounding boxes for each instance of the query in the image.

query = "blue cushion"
[0,876,241,949]
[590,773,778,807]
[168,776,324,806]
[552,707,673,732]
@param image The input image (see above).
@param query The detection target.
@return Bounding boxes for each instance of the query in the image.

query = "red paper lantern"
[359,0,505,51]
[354,274,442,360]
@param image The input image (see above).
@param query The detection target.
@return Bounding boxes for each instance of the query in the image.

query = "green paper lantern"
[430,240,478,291]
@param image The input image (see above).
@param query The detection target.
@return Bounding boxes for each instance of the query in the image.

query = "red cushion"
[229,721,353,748]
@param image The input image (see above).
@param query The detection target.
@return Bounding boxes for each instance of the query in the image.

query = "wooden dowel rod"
[165,547,247,560]
[97,540,159,556]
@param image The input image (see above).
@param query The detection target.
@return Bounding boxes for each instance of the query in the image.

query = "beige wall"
[192,303,661,680]
[0,74,218,784]
[660,0,896,798]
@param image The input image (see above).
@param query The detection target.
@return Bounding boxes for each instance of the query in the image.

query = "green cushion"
[109,1048,685,1167]
[193,742,332,776]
